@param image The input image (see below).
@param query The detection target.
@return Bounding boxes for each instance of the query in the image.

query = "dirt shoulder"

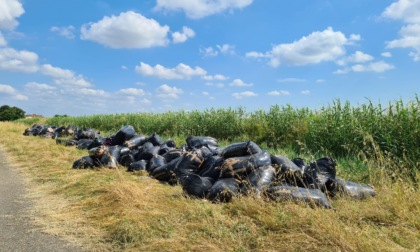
[0,149,85,252]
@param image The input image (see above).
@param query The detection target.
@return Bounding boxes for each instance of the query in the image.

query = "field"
[2,98,420,251]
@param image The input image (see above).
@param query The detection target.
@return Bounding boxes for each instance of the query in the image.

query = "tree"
[0,105,26,121]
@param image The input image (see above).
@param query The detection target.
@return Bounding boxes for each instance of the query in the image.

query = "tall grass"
[46,96,419,181]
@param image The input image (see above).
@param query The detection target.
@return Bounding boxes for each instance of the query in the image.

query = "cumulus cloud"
[232,91,257,99]
[382,0,420,23]
[202,74,229,81]
[81,11,170,49]
[135,62,206,79]
[217,44,235,55]
[246,27,359,67]
[154,0,253,19]
[53,76,92,88]
[381,52,392,58]
[117,88,146,96]
[351,61,395,73]
[0,83,16,94]
[336,51,374,66]
[25,82,56,91]
[382,1,420,61]
[156,84,183,99]
[229,79,253,87]
[172,26,195,43]
[50,25,76,39]
[200,46,218,57]
[0,0,25,30]
[301,90,310,95]
[13,94,28,100]
[0,32,6,46]
[200,44,235,57]
[0,47,39,73]
[205,82,225,88]
[76,88,109,97]
[267,90,290,96]
[41,64,74,79]
[278,78,306,83]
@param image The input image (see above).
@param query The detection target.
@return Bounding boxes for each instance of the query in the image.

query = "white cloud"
[50,25,76,39]
[229,78,253,87]
[0,83,15,94]
[245,51,268,58]
[382,0,420,23]
[156,84,183,99]
[172,26,195,43]
[202,74,229,81]
[336,51,374,66]
[53,76,92,88]
[154,0,253,19]
[247,27,358,67]
[202,91,209,96]
[316,79,325,83]
[135,62,206,79]
[301,90,310,95]
[205,82,225,88]
[381,52,392,58]
[386,24,420,61]
[200,46,218,57]
[0,32,7,46]
[0,0,25,30]
[117,88,146,96]
[140,98,152,105]
[25,82,56,91]
[76,88,109,97]
[351,61,395,73]
[278,78,306,83]
[267,90,290,96]
[41,64,74,79]
[232,91,257,99]
[0,47,39,73]
[217,44,235,55]
[81,11,170,49]
[13,94,28,100]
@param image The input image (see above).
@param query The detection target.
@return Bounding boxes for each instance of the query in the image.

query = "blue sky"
[0,0,419,116]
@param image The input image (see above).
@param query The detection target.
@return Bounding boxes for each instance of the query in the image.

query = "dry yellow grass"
[1,122,419,252]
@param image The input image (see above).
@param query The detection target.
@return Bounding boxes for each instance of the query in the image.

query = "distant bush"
[0,105,25,121]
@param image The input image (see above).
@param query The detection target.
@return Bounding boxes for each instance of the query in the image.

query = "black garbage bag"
[220,151,271,179]
[220,140,262,159]
[182,174,214,198]
[162,140,176,148]
[53,126,66,138]
[128,160,148,172]
[112,125,136,146]
[87,137,105,150]
[151,157,179,182]
[88,145,105,158]
[333,178,376,199]
[100,145,121,169]
[186,136,218,149]
[124,134,148,149]
[65,125,76,136]
[266,186,332,208]
[310,157,337,193]
[241,165,275,196]
[207,178,240,203]
[120,146,131,156]
[148,132,164,146]
[272,156,319,189]
[119,153,136,167]
[65,139,78,146]
[76,139,94,150]
[135,142,158,161]
[270,155,302,181]
[75,128,97,140]
[292,157,306,168]
[146,154,167,173]
[197,155,223,180]
[161,149,183,162]
[73,156,98,169]
[174,152,203,179]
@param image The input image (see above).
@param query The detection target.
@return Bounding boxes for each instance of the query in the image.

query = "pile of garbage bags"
[23,124,376,208]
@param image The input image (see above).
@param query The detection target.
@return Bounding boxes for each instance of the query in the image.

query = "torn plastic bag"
[135,142,158,161]
[186,136,218,149]
[65,125,76,135]
[310,157,337,193]
[266,186,332,208]
[100,145,121,169]
[128,160,148,172]
[197,155,223,180]
[147,132,164,146]
[220,140,262,159]
[161,149,183,162]
[124,134,147,149]
[334,178,375,199]
[87,137,105,150]
[174,152,203,178]
[72,156,98,169]
[75,128,97,140]
[112,125,136,146]
[76,139,94,150]
[207,178,240,203]
[119,153,136,168]
[241,165,275,196]
[182,174,214,198]
[220,151,271,179]
[88,145,105,158]
[151,157,179,182]
[146,154,167,173]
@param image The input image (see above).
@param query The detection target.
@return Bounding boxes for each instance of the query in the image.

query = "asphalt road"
[0,149,85,252]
